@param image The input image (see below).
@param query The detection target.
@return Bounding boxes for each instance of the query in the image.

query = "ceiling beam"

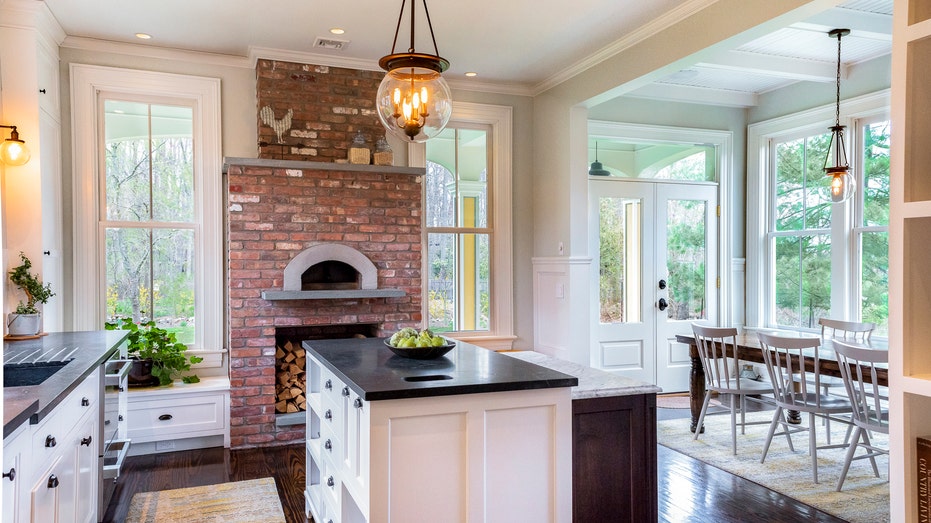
[793,6,892,40]
[624,82,759,108]
[697,49,846,83]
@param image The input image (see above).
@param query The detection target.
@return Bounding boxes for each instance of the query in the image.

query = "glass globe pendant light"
[823,28,855,203]
[376,0,452,143]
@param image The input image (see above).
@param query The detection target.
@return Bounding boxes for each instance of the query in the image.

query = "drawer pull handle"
[326,476,334,487]
[81,436,93,447]
[158,414,173,421]
[45,435,57,448]
[342,386,350,397]
[81,397,90,407]
[324,379,332,390]
[47,475,59,489]
[354,398,363,409]
[324,439,332,451]
[324,409,332,420]
[3,468,14,482]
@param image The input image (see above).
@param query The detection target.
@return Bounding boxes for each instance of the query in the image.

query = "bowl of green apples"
[385,328,456,360]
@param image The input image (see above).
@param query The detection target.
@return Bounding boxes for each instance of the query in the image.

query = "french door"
[590,179,718,392]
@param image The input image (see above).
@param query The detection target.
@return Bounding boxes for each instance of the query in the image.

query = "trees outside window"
[768,116,889,335]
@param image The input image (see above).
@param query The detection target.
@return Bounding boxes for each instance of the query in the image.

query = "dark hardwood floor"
[104,415,847,523]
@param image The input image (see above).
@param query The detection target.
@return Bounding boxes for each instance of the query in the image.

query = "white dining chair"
[814,318,877,444]
[758,331,854,484]
[692,324,777,455]
[833,339,888,491]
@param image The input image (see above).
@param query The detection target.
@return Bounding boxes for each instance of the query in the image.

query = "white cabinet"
[3,423,30,523]
[890,2,931,521]
[305,353,573,523]
[17,367,100,523]
[126,377,230,454]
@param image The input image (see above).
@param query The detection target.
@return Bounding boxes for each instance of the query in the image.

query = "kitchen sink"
[3,360,72,387]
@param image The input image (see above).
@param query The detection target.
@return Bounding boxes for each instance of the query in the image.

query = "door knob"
[658,298,668,311]
[658,279,667,290]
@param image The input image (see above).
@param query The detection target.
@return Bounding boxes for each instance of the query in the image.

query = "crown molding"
[61,36,251,68]
[248,46,381,72]
[531,0,718,95]
[0,0,66,47]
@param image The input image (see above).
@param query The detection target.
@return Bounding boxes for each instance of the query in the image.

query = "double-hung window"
[71,65,222,354]
[749,92,889,336]
[412,102,514,349]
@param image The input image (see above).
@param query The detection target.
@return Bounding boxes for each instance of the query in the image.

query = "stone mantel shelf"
[223,157,425,176]
[261,289,407,301]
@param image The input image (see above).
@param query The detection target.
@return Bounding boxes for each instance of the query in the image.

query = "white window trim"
[745,89,890,329]
[70,64,223,351]
[409,102,514,349]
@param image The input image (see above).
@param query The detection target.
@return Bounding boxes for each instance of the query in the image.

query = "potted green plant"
[105,317,202,386]
[7,252,54,336]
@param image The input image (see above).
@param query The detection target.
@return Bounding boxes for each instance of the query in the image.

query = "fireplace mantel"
[223,157,425,176]
[261,289,406,300]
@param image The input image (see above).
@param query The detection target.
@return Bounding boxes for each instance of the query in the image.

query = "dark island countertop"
[303,337,578,401]
[3,330,129,438]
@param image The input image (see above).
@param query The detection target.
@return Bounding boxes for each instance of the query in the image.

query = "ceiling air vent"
[314,37,349,50]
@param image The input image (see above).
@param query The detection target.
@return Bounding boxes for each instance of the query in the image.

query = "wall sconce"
[0,125,31,166]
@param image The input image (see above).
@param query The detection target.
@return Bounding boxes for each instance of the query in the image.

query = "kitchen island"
[303,337,578,523]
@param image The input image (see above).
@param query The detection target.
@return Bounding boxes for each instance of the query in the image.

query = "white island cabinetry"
[304,338,575,523]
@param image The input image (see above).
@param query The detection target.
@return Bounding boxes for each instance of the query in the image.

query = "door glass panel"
[666,199,706,320]
[599,196,641,324]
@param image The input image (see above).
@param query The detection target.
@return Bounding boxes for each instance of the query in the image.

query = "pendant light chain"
[835,30,842,128]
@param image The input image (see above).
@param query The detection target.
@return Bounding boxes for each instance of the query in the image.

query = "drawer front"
[128,393,224,441]
[33,368,100,466]
[318,421,341,464]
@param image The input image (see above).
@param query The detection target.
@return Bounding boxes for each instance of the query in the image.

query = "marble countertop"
[3,330,128,438]
[504,351,661,399]
[303,337,578,401]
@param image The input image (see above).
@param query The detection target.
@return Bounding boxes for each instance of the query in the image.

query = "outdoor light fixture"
[589,142,610,176]
[376,0,452,142]
[0,125,30,166]
[824,28,854,203]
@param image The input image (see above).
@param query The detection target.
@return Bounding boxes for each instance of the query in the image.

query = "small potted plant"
[7,252,54,336]
[105,317,202,386]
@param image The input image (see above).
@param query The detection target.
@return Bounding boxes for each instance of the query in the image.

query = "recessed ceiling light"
[135,33,152,40]
[465,72,477,77]
[330,28,345,35]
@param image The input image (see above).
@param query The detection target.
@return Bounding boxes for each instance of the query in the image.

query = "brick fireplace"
[225,158,424,448]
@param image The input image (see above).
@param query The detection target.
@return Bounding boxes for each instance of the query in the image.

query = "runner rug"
[125,477,286,523]
[658,410,889,523]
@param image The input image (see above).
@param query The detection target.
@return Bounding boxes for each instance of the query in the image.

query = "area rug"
[658,411,889,523]
[656,394,720,409]
[126,477,286,523]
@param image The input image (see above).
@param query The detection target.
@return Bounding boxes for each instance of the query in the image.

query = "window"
[747,92,890,335]
[425,126,491,332]
[410,102,514,348]
[103,100,196,343]
[71,65,222,352]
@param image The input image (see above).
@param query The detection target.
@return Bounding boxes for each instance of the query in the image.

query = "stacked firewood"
[275,340,306,413]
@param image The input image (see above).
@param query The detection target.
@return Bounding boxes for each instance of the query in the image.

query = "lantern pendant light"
[824,28,855,203]
[376,0,452,143]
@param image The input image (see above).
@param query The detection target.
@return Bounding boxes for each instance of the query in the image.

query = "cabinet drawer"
[32,368,100,467]
[128,393,225,441]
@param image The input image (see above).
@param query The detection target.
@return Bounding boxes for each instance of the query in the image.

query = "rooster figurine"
[259,106,293,144]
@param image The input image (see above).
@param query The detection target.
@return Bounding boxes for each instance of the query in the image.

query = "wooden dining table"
[675,331,888,434]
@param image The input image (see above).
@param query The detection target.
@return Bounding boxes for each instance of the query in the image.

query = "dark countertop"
[3,330,129,438]
[303,337,578,401]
